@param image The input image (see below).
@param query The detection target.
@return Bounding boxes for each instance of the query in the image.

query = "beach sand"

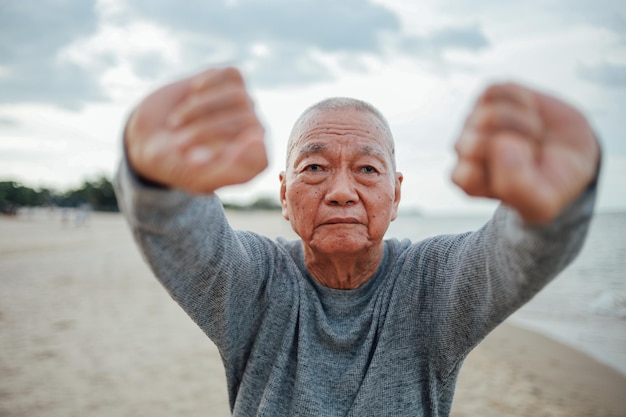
[1,210,624,417]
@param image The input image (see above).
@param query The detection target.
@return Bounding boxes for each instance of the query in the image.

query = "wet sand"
[1,211,624,416]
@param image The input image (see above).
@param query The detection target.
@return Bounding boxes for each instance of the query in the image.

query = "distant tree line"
[0,177,118,214]
[222,195,281,211]
[0,177,281,215]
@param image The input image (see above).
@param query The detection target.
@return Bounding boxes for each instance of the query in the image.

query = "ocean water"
[385,211,626,376]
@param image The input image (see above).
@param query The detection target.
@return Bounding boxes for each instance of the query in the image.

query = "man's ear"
[279,171,289,221]
[391,172,403,222]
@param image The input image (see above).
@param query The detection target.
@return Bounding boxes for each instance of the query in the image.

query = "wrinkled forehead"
[286,108,395,167]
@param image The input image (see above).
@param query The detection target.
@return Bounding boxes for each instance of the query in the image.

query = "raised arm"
[115,68,279,359]
[425,83,600,374]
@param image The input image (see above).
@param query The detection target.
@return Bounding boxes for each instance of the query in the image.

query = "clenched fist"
[125,67,267,194]
[452,83,600,224]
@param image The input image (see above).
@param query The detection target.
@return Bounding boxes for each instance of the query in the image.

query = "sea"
[385,210,626,376]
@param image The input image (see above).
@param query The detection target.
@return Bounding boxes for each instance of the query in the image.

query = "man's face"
[280,108,402,256]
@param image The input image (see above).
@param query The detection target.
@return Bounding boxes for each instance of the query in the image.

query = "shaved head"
[286,97,396,169]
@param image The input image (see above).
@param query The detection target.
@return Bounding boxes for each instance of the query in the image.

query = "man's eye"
[305,164,323,172]
[360,166,377,174]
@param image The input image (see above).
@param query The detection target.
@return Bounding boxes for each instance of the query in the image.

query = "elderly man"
[115,67,599,416]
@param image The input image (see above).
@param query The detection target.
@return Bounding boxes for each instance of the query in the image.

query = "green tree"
[0,181,51,213]
[0,177,119,213]
[59,177,119,212]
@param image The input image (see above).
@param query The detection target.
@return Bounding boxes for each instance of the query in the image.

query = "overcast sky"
[1,0,624,214]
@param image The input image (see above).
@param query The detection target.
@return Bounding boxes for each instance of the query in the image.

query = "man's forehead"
[296,110,392,147]
[286,106,396,168]
[299,108,387,133]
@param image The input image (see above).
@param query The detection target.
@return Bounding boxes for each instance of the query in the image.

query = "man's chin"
[309,235,375,255]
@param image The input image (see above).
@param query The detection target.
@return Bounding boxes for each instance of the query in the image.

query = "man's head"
[280,97,403,257]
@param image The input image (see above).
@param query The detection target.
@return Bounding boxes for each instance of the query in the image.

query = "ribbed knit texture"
[115,159,595,417]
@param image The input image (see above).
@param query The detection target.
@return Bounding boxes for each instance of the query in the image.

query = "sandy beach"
[1,210,625,417]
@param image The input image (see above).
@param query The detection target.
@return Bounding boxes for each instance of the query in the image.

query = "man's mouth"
[322,217,361,225]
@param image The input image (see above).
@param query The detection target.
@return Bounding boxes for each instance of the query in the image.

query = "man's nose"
[325,170,359,206]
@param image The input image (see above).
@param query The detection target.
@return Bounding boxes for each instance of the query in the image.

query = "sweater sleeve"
[114,156,287,362]
[413,182,598,380]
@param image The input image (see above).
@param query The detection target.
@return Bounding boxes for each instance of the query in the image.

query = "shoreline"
[454,321,626,416]
[1,211,624,416]
[508,315,626,377]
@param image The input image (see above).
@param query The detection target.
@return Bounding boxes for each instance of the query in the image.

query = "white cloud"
[0,0,624,214]
[58,21,185,100]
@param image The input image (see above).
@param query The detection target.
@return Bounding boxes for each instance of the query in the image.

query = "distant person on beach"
[115,67,600,416]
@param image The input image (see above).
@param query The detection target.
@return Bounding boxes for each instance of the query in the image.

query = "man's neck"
[303,243,384,290]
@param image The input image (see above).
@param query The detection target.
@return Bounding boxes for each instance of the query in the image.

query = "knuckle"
[188,94,202,108]
[222,67,244,84]
[482,83,507,101]
[464,177,486,197]
[451,161,483,196]
[486,81,516,93]
[472,107,495,130]
[484,82,535,110]
[491,179,510,200]
[542,198,562,222]
[450,167,466,189]
[464,185,483,197]
[229,87,250,107]
[178,97,199,120]
[239,136,267,170]
[130,106,150,136]
[245,112,263,128]
[178,125,201,146]
[482,109,498,129]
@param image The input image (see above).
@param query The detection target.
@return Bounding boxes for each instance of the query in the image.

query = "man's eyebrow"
[297,142,328,156]
[295,143,389,161]
[356,144,387,159]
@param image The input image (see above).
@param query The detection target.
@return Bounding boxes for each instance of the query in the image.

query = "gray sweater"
[115,159,596,417]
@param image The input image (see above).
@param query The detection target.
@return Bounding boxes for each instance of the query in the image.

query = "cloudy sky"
[1,0,624,214]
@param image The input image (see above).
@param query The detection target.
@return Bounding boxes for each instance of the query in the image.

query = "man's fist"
[125,67,267,194]
[451,83,600,224]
